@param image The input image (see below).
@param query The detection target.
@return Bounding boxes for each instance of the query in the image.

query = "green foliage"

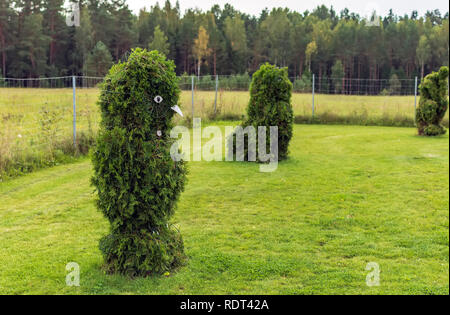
[230,63,293,161]
[74,6,95,73]
[91,48,187,276]
[219,73,251,91]
[83,41,113,77]
[177,73,251,91]
[416,66,449,136]
[389,74,402,95]
[10,12,49,77]
[293,71,312,92]
[1,2,449,80]
[331,61,344,94]
[224,15,247,73]
[148,25,170,56]
[38,106,64,148]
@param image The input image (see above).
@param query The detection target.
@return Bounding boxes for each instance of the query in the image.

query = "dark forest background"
[0,0,448,82]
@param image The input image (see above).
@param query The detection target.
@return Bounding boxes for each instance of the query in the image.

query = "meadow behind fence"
[1,74,448,179]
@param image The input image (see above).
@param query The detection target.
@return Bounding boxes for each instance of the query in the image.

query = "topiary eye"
[154,95,163,103]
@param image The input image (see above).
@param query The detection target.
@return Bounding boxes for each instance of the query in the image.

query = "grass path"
[0,125,448,294]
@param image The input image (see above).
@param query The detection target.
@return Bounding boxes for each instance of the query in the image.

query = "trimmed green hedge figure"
[416,66,449,136]
[92,49,187,276]
[230,63,294,161]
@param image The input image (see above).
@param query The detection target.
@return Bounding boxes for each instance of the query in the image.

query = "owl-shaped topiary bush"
[91,48,187,276]
[416,66,449,136]
[230,63,293,161]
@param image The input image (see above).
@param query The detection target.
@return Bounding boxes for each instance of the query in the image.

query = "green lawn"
[0,124,448,294]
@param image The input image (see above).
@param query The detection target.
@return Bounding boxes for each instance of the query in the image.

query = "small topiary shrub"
[416,66,449,136]
[230,63,293,161]
[91,48,187,276]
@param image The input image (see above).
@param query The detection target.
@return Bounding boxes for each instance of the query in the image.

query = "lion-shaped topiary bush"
[91,48,187,276]
[230,63,293,161]
[416,66,449,136]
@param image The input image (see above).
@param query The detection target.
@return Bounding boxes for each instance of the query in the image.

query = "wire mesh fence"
[0,74,421,94]
[0,76,104,89]
[177,74,420,95]
[310,76,419,96]
[177,75,423,125]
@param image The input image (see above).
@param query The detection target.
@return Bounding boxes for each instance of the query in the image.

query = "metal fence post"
[414,76,418,124]
[214,74,218,114]
[72,75,76,148]
[312,74,315,118]
[191,76,194,118]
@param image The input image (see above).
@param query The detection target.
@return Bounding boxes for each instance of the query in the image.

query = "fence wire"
[0,74,420,95]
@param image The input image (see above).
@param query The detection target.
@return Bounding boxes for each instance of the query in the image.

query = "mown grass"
[0,124,448,295]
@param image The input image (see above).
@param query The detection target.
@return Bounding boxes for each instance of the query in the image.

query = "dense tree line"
[0,0,448,83]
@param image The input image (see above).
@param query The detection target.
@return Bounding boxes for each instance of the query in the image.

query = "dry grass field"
[1,87,448,178]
